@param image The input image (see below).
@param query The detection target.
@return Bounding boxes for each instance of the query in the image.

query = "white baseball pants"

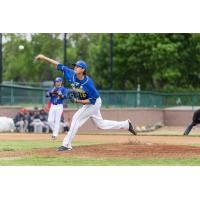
[48,104,63,137]
[63,97,129,148]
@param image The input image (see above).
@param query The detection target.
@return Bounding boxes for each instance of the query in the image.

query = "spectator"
[30,114,45,133]
[40,109,49,133]
[23,109,29,132]
[13,107,69,134]
[13,108,28,132]
[27,110,35,132]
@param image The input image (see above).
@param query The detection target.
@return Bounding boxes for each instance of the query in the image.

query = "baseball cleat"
[52,135,57,140]
[56,146,72,151]
[183,123,194,136]
[128,119,137,135]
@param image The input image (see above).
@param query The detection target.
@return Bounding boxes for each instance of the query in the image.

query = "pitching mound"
[35,143,200,159]
[1,142,200,159]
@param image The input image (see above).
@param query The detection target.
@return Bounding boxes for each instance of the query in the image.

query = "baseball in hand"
[35,54,45,61]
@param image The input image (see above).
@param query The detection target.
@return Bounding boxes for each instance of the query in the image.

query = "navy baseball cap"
[72,60,88,70]
[55,77,63,82]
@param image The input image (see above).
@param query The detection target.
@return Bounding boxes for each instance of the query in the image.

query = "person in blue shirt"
[46,77,67,140]
[36,54,136,151]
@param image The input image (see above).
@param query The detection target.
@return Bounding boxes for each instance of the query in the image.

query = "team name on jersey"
[71,84,85,93]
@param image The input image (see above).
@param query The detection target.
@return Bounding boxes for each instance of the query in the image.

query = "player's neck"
[76,74,84,80]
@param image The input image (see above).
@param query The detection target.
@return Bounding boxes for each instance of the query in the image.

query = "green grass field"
[0,140,106,151]
[1,140,200,165]
[2,156,200,166]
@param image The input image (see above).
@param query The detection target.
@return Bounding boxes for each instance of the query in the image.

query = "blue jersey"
[57,63,100,105]
[46,86,67,105]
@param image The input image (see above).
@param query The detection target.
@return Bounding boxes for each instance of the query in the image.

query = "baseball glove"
[67,90,79,103]
[49,87,58,96]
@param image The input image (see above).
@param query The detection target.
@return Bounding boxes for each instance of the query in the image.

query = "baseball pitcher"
[36,54,137,151]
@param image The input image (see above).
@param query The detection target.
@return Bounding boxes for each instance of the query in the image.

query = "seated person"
[13,108,28,133]
[30,114,45,133]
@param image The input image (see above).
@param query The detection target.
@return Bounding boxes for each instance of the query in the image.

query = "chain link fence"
[1,84,200,108]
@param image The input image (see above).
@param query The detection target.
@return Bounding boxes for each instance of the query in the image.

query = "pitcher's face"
[74,66,84,75]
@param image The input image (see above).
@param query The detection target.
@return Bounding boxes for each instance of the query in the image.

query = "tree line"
[3,33,200,91]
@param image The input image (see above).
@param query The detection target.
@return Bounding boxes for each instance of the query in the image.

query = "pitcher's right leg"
[57,103,99,151]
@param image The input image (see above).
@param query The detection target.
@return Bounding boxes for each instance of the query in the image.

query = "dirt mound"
[36,143,200,159]
[1,143,200,159]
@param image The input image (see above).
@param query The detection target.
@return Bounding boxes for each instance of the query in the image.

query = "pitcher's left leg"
[91,110,129,129]
[91,107,136,134]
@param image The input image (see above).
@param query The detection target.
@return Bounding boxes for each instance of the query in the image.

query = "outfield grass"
[1,156,200,166]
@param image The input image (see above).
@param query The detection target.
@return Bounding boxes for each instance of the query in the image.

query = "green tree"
[3,33,63,82]
[3,33,200,92]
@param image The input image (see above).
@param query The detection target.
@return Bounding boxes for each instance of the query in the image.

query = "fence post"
[192,95,195,110]
[136,84,141,107]
[10,81,14,104]
[42,90,46,105]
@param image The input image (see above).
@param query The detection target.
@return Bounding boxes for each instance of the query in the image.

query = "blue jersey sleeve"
[57,63,75,82]
[84,79,100,105]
